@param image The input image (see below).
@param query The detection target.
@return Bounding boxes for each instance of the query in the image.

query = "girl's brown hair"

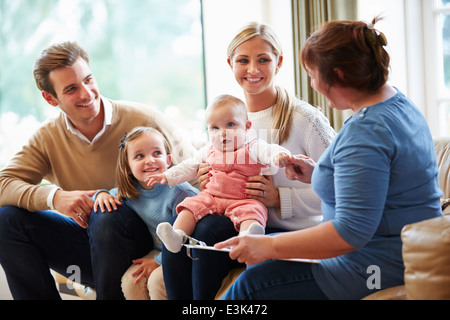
[301,16,390,94]
[116,127,171,200]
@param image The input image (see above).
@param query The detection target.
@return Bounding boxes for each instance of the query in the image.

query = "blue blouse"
[311,89,443,300]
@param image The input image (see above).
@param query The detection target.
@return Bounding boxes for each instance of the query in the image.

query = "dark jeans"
[162,214,286,300]
[221,259,329,300]
[0,203,152,300]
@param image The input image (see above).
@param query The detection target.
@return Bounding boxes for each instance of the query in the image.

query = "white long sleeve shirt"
[247,100,335,231]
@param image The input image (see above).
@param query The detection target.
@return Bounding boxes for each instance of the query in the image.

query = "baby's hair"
[116,126,171,200]
[207,94,248,119]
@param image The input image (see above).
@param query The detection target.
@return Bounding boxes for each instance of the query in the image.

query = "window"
[0,0,206,166]
[201,0,294,104]
[424,0,450,136]
[436,0,450,135]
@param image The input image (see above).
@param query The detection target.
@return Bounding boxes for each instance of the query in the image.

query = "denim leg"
[221,260,329,300]
[161,216,193,300]
[162,214,242,300]
[87,202,153,300]
[190,215,243,300]
[0,206,93,300]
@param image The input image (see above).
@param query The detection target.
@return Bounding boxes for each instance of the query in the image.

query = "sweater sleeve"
[330,122,391,249]
[248,139,291,168]
[276,104,335,223]
[164,145,210,186]
[0,128,54,211]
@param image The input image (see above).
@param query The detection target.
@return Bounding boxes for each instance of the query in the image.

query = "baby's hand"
[145,173,168,187]
[273,152,291,168]
[94,192,122,213]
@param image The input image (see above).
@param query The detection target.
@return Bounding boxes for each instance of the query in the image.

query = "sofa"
[55,136,450,300]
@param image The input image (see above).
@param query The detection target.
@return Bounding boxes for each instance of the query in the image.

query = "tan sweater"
[0,99,197,212]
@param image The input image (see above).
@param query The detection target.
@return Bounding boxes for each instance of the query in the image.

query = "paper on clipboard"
[183,244,320,264]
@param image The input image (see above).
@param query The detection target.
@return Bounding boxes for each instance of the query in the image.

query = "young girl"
[93,126,198,291]
[147,94,291,253]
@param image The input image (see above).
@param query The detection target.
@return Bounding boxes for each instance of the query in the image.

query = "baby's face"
[206,102,251,152]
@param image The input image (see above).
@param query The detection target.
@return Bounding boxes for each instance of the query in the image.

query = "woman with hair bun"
[216,17,443,300]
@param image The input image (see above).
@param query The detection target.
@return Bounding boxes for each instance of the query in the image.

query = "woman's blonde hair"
[227,22,294,144]
[116,126,171,200]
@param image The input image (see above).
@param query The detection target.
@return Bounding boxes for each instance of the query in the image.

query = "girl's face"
[228,37,282,97]
[206,103,251,153]
[127,132,171,189]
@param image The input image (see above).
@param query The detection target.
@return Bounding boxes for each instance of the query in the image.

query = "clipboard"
[183,244,320,264]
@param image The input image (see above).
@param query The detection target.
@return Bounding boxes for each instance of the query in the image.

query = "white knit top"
[247,100,336,231]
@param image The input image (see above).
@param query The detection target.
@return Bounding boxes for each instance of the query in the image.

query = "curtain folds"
[291,0,358,131]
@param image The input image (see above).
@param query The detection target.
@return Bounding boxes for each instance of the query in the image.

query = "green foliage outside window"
[0,0,206,165]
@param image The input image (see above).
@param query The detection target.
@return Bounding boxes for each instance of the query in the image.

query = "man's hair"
[33,41,89,97]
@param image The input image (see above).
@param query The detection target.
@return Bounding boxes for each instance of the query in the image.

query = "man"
[0,42,196,299]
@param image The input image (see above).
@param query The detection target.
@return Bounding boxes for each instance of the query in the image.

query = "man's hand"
[53,189,97,228]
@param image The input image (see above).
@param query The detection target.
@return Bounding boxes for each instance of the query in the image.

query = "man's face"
[43,57,101,126]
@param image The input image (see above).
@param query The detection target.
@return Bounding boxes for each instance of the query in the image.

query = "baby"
[147,94,291,253]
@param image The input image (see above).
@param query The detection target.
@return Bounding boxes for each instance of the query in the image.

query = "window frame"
[423,0,450,136]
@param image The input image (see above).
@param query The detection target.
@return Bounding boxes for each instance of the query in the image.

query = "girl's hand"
[146,174,168,187]
[197,163,211,190]
[94,192,122,213]
[131,257,159,285]
[242,174,280,208]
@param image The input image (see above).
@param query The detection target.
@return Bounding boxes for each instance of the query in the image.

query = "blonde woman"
[161,22,335,300]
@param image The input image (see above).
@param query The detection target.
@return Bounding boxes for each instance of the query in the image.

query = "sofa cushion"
[435,136,450,199]
[401,216,450,300]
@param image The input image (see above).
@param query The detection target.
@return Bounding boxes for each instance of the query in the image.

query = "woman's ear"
[166,154,172,167]
[333,68,345,81]
[227,58,233,69]
[42,91,59,107]
[276,56,284,73]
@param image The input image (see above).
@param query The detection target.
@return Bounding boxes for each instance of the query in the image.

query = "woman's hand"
[215,235,274,266]
[94,192,122,213]
[285,155,316,184]
[197,163,211,190]
[131,257,159,285]
[242,174,280,208]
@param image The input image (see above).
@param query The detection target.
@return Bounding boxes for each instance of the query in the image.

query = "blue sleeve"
[171,184,198,216]
[92,188,117,201]
[331,122,392,249]
[154,252,162,265]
